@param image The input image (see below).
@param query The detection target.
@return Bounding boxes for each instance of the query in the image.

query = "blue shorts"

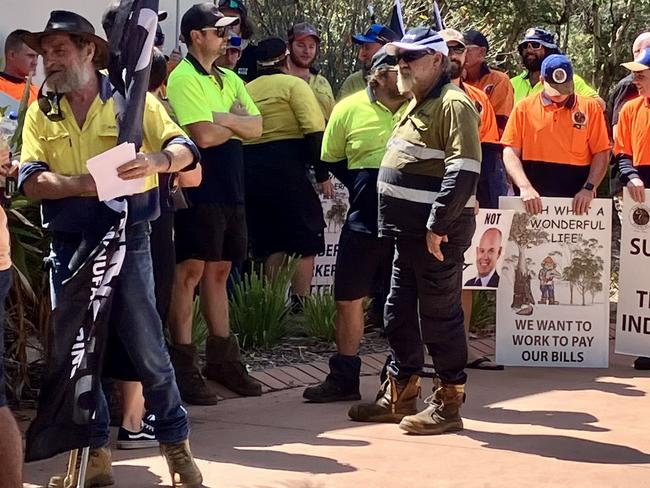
[0,268,13,407]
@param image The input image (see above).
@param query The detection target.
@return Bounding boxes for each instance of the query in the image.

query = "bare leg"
[336,299,365,356]
[120,381,145,432]
[168,259,205,345]
[200,261,232,338]
[0,406,22,488]
[292,255,315,296]
[264,252,286,280]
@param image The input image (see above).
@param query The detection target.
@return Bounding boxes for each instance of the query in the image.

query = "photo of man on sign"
[465,227,503,288]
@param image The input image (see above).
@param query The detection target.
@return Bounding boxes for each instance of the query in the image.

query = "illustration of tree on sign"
[326,198,347,232]
[561,238,604,305]
[508,212,549,315]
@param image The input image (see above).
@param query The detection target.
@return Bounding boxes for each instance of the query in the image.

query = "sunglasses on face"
[448,45,466,54]
[521,41,542,50]
[202,27,228,38]
[396,50,430,63]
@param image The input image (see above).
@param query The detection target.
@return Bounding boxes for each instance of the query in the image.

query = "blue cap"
[385,27,449,56]
[622,47,650,72]
[353,24,399,45]
[518,27,557,52]
[541,54,574,96]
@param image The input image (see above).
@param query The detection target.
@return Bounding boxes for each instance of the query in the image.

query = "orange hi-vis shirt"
[0,72,38,106]
[501,92,611,197]
[465,64,514,130]
[613,96,650,184]
[462,82,500,144]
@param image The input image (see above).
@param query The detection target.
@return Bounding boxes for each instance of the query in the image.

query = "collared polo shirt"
[501,92,611,197]
[245,73,324,145]
[19,74,195,232]
[613,96,650,184]
[511,71,598,104]
[465,63,513,128]
[462,82,500,144]
[322,87,405,235]
[167,54,260,205]
[0,71,38,106]
[378,78,482,237]
[337,70,366,101]
[309,73,336,120]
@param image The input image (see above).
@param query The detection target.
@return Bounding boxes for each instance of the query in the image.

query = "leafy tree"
[561,238,604,305]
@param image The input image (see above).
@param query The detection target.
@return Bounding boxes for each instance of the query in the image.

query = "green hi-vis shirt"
[308,73,335,120]
[167,55,260,127]
[337,70,366,101]
[245,73,325,145]
[378,79,482,237]
[322,87,404,170]
[511,71,598,104]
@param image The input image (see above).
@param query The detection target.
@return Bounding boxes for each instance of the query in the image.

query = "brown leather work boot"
[48,448,114,488]
[203,335,262,396]
[160,439,203,488]
[348,374,420,423]
[169,343,218,405]
[399,380,466,435]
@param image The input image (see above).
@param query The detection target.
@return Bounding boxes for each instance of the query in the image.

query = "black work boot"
[203,335,262,396]
[303,354,361,403]
[168,344,218,405]
[399,379,466,435]
[348,374,421,423]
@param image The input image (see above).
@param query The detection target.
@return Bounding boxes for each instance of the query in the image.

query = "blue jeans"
[49,222,188,447]
[0,268,12,407]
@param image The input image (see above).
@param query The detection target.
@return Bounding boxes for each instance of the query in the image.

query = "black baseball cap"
[257,37,288,66]
[463,29,489,51]
[181,3,239,43]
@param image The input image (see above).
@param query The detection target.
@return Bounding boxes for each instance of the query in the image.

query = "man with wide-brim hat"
[18,9,204,488]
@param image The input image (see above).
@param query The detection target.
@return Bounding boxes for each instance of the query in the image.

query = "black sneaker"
[303,377,361,403]
[116,417,158,450]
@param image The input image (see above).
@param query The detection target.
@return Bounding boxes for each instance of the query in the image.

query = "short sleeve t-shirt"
[501,93,611,197]
[245,73,325,145]
[167,55,260,205]
[511,72,599,104]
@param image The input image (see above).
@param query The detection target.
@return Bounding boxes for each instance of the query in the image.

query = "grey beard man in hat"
[19,10,203,488]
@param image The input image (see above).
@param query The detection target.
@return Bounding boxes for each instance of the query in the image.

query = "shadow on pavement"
[461,429,650,464]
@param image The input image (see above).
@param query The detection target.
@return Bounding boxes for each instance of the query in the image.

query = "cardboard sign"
[616,188,650,357]
[496,197,611,367]
[463,209,514,290]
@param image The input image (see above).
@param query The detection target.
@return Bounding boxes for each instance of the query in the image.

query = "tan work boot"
[348,374,421,423]
[48,448,114,488]
[399,380,466,435]
[161,439,203,488]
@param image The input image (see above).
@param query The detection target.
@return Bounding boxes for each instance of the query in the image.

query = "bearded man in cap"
[348,27,481,435]
[18,10,203,487]
[511,27,604,109]
[338,24,399,101]
[287,22,336,120]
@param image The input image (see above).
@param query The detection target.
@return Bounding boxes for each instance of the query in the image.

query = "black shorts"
[334,229,394,301]
[245,140,325,258]
[174,204,247,265]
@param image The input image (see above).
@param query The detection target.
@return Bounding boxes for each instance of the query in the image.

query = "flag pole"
[76,447,90,488]
[175,0,181,48]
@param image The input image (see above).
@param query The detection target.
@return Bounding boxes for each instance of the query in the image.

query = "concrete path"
[23,344,650,488]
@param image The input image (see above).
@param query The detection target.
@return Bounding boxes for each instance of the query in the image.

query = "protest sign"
[463,209,514,290]
[496,197,611,367]
[616,188,650,357]
[311,177,348,294]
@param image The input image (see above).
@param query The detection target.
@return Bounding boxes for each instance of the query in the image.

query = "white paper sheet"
[86,142,147,202]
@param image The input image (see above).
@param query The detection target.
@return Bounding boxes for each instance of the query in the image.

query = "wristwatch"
[582,182,594,192]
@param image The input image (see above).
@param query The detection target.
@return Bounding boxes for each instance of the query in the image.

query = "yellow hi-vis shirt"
[19,74,191,231]
[511,71,598,104]
[308,73,335,120]
[245,73,325,144]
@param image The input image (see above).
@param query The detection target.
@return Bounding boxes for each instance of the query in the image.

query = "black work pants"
[384,214,475,385]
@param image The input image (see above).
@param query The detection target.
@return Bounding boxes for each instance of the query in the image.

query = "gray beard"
[397,72,414,94]
[49,66,92,93]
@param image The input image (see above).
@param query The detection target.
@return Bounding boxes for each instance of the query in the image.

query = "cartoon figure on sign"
[538,256,561,305]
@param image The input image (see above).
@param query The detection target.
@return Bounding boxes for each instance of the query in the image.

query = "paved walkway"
[23,336,650,488]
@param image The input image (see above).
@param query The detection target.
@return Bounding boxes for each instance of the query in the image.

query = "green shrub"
[229,260,296,350]
[470,290,497,331]
[191,296,209,350]
[302,292,337,342]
